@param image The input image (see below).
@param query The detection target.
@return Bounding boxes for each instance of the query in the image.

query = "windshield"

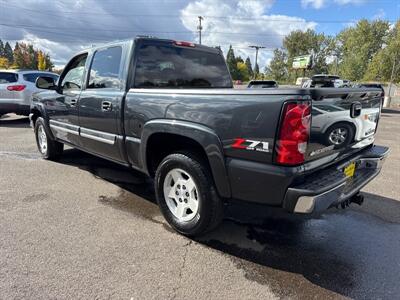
[134,43,232,88]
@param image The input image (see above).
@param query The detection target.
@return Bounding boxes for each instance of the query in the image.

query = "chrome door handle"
[101,101,112,111]
[70,99,77,107]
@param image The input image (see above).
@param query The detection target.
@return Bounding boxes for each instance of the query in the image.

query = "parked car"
[311,104,380,147]
[295,77,309,86]
[342,79,351,87]
[353,82,384,91]
[302,74,345,88]
[30,37,388,236]
[247,80,278,88]
[0,70,59,118]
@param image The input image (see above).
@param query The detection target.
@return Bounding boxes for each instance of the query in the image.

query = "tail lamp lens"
[7,85,26,91]
[275,101,311,165]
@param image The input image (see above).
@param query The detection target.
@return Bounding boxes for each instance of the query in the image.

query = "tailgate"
[306,88,383,162]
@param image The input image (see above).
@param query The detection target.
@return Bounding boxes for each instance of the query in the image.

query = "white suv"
[0,70,59,118]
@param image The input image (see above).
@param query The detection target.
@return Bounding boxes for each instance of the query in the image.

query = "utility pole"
[249,45,266,79]
[197,16,203,44]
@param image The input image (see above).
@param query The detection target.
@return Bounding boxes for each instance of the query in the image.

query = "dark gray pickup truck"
[30,37,389,236]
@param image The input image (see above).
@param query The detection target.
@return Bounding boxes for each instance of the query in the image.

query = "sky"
[0,0,398,69]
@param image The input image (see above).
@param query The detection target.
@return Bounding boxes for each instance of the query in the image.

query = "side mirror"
[36,76,57,90]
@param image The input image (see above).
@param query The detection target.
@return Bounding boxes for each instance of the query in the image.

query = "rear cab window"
[134,41,232,88]
[0,72,18,84]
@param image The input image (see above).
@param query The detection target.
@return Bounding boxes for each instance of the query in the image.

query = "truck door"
[78,45,126,163]
[48,53,88,146]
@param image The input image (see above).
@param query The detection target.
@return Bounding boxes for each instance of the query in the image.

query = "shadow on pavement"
[57,148,400,299]
[0,115,30,128]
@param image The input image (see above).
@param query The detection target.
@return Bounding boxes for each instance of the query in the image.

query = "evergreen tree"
[0,39,4,57]
[245,57,253,78]
[4,42,13,64]
[226,45,239,80]
[236,56,244,63]
[27,44,38,69]
[44,53,54,71]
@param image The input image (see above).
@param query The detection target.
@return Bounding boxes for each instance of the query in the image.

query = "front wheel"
[34,117,64,160]
[155,152,223,236]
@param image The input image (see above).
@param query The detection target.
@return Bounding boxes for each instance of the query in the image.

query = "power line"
[1,2,395,23]
[0,22,294,38]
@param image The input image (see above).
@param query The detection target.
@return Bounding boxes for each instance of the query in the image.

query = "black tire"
[324,122,354,148]
[34,117,64,160]
[155,152,223,237]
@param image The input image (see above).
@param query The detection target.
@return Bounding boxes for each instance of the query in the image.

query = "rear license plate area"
[344,161,356,178]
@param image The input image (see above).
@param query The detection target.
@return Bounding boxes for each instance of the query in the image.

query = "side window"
[61,54,88,91]
[23,73,40,83]
[23,73,59,83]
[87,46,122,89]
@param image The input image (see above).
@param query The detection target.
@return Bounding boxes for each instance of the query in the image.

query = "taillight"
[173,40,195,47]
[275,101,311,165]
[7,85,26,91]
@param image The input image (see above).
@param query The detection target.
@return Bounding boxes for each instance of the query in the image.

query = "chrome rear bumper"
[283,145,389,214]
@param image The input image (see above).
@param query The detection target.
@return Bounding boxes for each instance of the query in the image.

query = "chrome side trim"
[49,119,79,131]
[50,124,79,135]
[80,127,116,145]
[49,120,118,145]
[126,136,141,144]
[49,120,79,135]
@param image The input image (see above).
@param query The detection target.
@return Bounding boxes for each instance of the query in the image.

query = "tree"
[236,56,244,64]
[283,29,334,80]
[0,39,4,57]
[236,61,250,81]
[0,57,10,69]
[27,44,38,69]
[364,20,400,83]
[337,19,390,81]
[37,51,46,70]
[3,42,13,64]
[226,45,239,80]
[245,57,253,79]
[265,48,288,82]
[10,42,53,70]
[44,53,54,71]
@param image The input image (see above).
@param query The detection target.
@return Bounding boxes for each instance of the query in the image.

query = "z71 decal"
[231,138,270,153]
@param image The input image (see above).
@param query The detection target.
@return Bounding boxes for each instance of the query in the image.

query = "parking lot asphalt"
[0,110,399,300]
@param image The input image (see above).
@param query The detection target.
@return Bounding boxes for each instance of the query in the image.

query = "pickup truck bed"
[29,37,389,236]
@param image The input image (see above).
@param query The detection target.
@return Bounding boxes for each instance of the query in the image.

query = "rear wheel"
[155,152,223,236]
[34,117,64,160]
